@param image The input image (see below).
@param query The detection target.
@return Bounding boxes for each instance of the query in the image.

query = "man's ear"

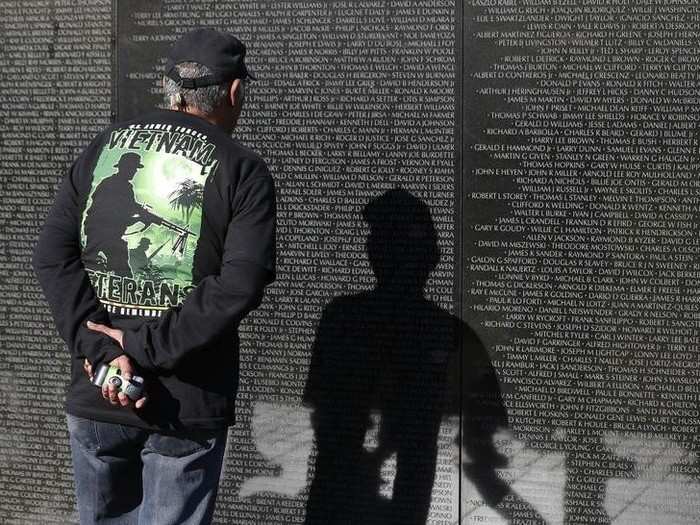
[229,79,242,107]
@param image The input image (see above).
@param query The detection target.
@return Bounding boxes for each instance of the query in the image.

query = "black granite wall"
[2,0,699,523]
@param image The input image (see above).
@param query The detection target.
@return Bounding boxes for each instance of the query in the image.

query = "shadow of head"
[363,188,440,290]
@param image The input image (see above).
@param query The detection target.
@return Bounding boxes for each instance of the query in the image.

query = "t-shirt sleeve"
[121,165,276,372]
[32,149,124,368]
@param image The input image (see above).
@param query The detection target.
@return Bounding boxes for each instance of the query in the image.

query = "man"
[32,28,275,525]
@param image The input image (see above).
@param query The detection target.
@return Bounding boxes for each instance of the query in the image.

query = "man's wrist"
[94,340,124,371]
[120,328,145,370]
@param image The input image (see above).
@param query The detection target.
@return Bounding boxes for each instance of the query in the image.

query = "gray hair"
[163,62,231,114]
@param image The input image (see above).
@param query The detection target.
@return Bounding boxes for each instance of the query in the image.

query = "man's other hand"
[83,358,94,381]
[86,320,124,349]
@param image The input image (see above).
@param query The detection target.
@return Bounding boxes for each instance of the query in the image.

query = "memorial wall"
[463,0,700,523]
[1,0,700,524]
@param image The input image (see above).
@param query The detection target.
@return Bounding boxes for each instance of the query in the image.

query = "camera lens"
[109,376,122,387]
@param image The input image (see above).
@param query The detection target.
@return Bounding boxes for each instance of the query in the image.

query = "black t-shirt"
[33,109,276,430]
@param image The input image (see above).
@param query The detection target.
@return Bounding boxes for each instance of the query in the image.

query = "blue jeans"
[67,414,227,525]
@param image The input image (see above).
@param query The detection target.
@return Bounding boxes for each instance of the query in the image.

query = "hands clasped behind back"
[85,321,147,409]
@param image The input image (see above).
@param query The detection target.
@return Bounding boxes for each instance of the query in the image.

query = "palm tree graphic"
[169,179,203,223]
[165,179,204,258]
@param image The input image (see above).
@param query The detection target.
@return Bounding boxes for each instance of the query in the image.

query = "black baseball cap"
[165,28,255,89]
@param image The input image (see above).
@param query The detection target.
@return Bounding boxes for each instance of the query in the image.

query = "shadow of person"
[303,189,545,524]
[459,325,546,524]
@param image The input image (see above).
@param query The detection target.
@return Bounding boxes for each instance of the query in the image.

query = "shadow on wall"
[302,189,544,524]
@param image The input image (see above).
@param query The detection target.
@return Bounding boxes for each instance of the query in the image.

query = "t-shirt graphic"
[81,123,218,317]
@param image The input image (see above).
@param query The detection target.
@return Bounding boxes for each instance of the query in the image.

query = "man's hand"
[86,320,124,349]
[83,354,147,410]
[83,358,94,380]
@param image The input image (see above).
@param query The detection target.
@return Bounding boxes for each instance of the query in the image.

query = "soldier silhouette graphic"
[83,152,145,277]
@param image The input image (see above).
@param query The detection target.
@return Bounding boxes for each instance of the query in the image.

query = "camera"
[91,364,145,400]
